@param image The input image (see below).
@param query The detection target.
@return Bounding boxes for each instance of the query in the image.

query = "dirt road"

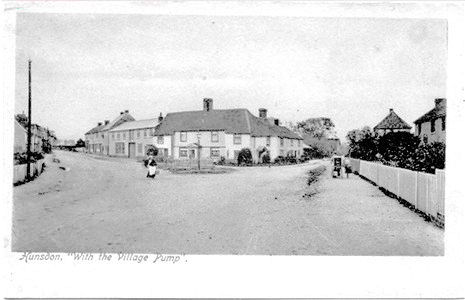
[12,150,443,255]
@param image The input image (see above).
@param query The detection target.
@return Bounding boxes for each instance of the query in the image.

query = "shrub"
[261,153,270,164]
[237,148,253,165]
[285,156,298,164]
[408,142,445,173]
[146,145,159,156]
[273,156,285,164]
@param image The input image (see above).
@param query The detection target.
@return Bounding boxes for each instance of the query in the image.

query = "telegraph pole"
[26,60,32,180]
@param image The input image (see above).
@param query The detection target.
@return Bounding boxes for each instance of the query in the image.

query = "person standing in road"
[145,155,158,179]
[344,157,352,178]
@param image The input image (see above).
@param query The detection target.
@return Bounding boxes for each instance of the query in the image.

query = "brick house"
[374,108,412,135]
[108,114,163,158]
[84,110,135,155]
[152,98,304,163]
[414,98,446,144]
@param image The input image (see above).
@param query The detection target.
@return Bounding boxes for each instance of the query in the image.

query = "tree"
[408,142,445,173]
[146,145,158,156]
[237,148,252,165]
[346,126,378,161]
[296,117,335,139]
[75,138,86,148]
[377,132,420,167]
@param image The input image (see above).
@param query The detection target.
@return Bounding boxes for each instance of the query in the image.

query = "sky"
[15,13,447,141]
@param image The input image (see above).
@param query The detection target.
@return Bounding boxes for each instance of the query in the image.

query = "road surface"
[12,150,443,255]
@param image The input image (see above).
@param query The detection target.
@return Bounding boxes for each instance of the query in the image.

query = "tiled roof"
[153,109,302,139]
[374,109,412,130]
[414,99,446,124]
[85,112,135,135]
[85,123,106,135]
[109,118,159,132]
[101,113,135,131]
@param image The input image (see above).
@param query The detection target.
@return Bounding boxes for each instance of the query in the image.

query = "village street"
[12,150,443,255]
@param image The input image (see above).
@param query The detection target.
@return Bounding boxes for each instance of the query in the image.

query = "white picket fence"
[13,159,46,185]
[351,159,445,222]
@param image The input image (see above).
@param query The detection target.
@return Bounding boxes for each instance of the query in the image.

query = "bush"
[407,142,445,173]
[285,156,298,164]
[237,148,253,165]
[261,153,270,164]
[273,156,285,164]
[146,145,159,156]
[14,152,44,165]
[215,156,226,165]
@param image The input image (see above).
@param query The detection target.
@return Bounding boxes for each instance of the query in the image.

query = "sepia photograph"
[10,12,449,256]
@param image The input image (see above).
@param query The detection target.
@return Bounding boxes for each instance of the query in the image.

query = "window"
[115,142,125,154]
[233,134,242,145]
[137,143,142,153]
[122,133,126,140]
[442,117,446,131]
[180,132,187,142]
[101,134,104,139]
[431,119,436,133]
[280,138,284,146]
[150,128,154,136]
[116,133,120,140]
[418,124,422,135]
[137,130,140,138]
[157,136,164,144]
[144,130,147,137]
[179,148,188,158]
[266,136,271,146]
[210,148,220,158]
[211,131,219,143]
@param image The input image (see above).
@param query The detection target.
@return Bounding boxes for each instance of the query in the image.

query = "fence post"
[414,171,418,208]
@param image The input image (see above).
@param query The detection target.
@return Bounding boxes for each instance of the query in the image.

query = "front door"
[129,143,136,158]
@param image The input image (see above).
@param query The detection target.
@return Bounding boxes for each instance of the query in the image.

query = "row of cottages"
[413,98,446,144]
[108,114,164,158]
[84,110,135,155]
[14,114,58,154]
[151,98,304,163]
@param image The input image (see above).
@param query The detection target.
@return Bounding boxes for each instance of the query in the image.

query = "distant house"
[14,119,27,153]
[374,108,412,135]
[414,98,446,144]
[153,98,303,162]
[108,114,163,158]
[84,110,135,155]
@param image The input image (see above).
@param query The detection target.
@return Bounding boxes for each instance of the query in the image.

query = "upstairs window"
[122,133,126,140]
[233,134,242,145]
[280,138,284,146]
[266,136,271,146]
[417,123,422,135]
[180,132,187,142]
[157,136,164,144]
[431,119,436,133]
[211,131,219,143]
[442,117,446,131]
[137,130,140,138]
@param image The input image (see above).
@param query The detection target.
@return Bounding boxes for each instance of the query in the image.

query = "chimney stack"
[158,112,163,123]
[104,120,110,125]
[389,108,394,113]
[259,108,267,118]
[435,98,446,107]
[97,122,102,126]
[120,111,124,115]
[203,98,213,111]
[125,110,129,113]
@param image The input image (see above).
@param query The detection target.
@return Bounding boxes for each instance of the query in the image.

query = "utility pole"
[26,60,32,180]
[197,132,201,171]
